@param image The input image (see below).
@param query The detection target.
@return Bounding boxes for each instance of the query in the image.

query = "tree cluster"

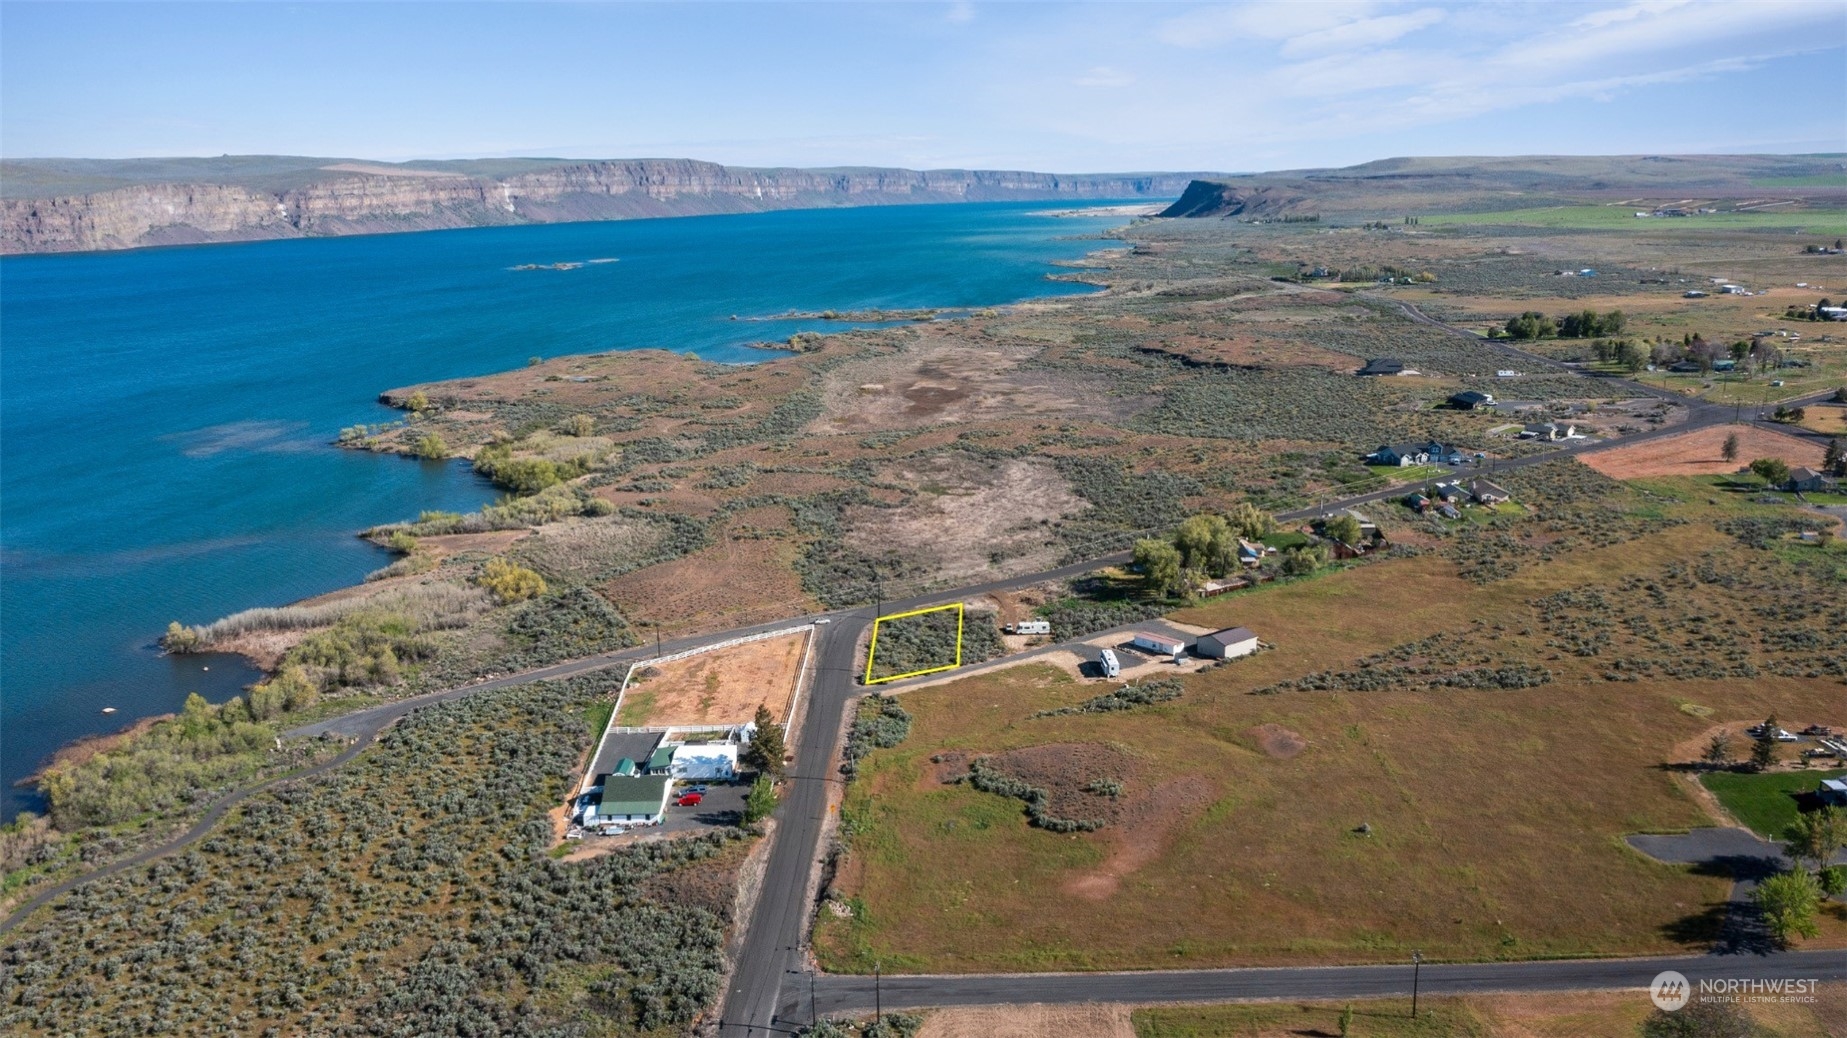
[1501,309,1624,340]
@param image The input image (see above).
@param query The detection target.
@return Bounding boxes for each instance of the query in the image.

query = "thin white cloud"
[1154,1,1378,48]
[946,2,975,25]
[1280,7,1447,56]
[1075,65,1135,88]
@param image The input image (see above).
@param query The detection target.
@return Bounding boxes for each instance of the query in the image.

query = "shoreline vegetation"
[8,155,1847,1032]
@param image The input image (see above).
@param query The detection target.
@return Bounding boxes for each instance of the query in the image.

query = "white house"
[1196,627,1260,660]
[671,742,739,780]
[1129,631,1189,662]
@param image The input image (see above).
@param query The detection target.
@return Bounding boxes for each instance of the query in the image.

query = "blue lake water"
[0,200,1130,818]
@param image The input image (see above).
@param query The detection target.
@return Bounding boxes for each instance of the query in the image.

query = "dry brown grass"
[1581,424,1826,478]
[621,628,807,727]
[602,507,812,632]
[815,527,1847,973]
[1128,984,1847,1038]
[919,1004,1134,1038]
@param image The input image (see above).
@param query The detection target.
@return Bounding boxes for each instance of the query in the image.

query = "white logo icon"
[1650,970,1691,1011]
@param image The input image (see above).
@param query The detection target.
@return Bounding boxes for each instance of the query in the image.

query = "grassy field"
[1422,205,1847,234]
[815,476,1847,973]
[1701,768,1847,839]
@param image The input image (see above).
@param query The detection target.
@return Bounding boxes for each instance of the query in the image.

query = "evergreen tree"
[743,704,786,777]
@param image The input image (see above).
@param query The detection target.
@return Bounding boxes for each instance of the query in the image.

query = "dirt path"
[917,1003,1135,1038]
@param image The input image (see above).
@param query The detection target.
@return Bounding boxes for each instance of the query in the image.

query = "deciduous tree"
[1748,457,1790,487]
[1784,807,1845,875]
[1754,868,1822,946]
[1132,538,1185,597]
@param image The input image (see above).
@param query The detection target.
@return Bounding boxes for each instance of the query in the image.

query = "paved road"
[787,950,1847,1020]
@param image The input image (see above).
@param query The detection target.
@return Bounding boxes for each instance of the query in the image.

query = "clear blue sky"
[3,1,1843,171]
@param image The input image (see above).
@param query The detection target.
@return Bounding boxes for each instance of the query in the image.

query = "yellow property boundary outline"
[862,602,964,685]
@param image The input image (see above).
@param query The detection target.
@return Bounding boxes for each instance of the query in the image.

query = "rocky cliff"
[0,157,1205,254]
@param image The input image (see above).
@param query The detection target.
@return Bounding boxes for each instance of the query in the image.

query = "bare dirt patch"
[1067,777,1215,902]
[1581,424,1825,479]
[986,743,1142,829]
[811,328,1143,433]
[620,629,807,727]
[918,1004,1135,1038]
[844,456,1086,582]
[418,530,529,559]
[1247,723,1306,759]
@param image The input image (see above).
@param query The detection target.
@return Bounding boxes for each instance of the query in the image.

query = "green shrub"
[841,694,911,781]
[477,558,547,604]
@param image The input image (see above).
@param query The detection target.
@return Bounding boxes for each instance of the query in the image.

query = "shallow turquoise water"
[0,201,1128,817]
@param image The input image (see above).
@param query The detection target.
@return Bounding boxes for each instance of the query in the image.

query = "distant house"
[589,775,672,828]
[1449,390,1495,410]
[1358,358,1406,376]
[1367,440,1459,467]
[647,745,677,775]
[1431,482,1467,503]
[1196,627,1260,660]
[1129,631,1189,662]
[1236,538,1266,565]
[1668,360,1703,373]
[1404,492,1430,513]
[1470,479,1511,505]
[1683,290,1708,299]
[1786,467,1838,493]
[1821,777,1847,807]
[1521,421,1575,441]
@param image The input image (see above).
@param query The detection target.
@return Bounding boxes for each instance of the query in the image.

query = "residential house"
[1196,627,1260,660]
[1358,358,1406,376]
[1432,482,1467,504]
[1470,479,1511,505]
[589,775,672,828]
[1448,390,1495,410]
[1521,421,1576,441]
[1236,538,1266,566]
[1821,777,1847,807]
[1366,440,1459,467]
[1129,631,1189,662]
[1404,492,1430,513]
[1786,467,1839,493]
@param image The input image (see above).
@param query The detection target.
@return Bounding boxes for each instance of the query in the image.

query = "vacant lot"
[1581,424,1825,478]
[816,517,1847,973]
[619,628,807,727]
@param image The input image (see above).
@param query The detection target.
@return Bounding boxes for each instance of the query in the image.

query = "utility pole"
[1411,949,1422,1019]
[810,970,817,1028]
[874,960,882,1021]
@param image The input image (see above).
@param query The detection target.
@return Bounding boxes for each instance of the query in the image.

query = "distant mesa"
[0,156,1215,255]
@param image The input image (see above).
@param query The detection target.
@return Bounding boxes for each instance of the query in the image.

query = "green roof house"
[593,775,671,826]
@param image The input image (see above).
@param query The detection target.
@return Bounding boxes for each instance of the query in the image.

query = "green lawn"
[1422,205,1847,235]
[583,698,615,741]
[1700,768,1847,839]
